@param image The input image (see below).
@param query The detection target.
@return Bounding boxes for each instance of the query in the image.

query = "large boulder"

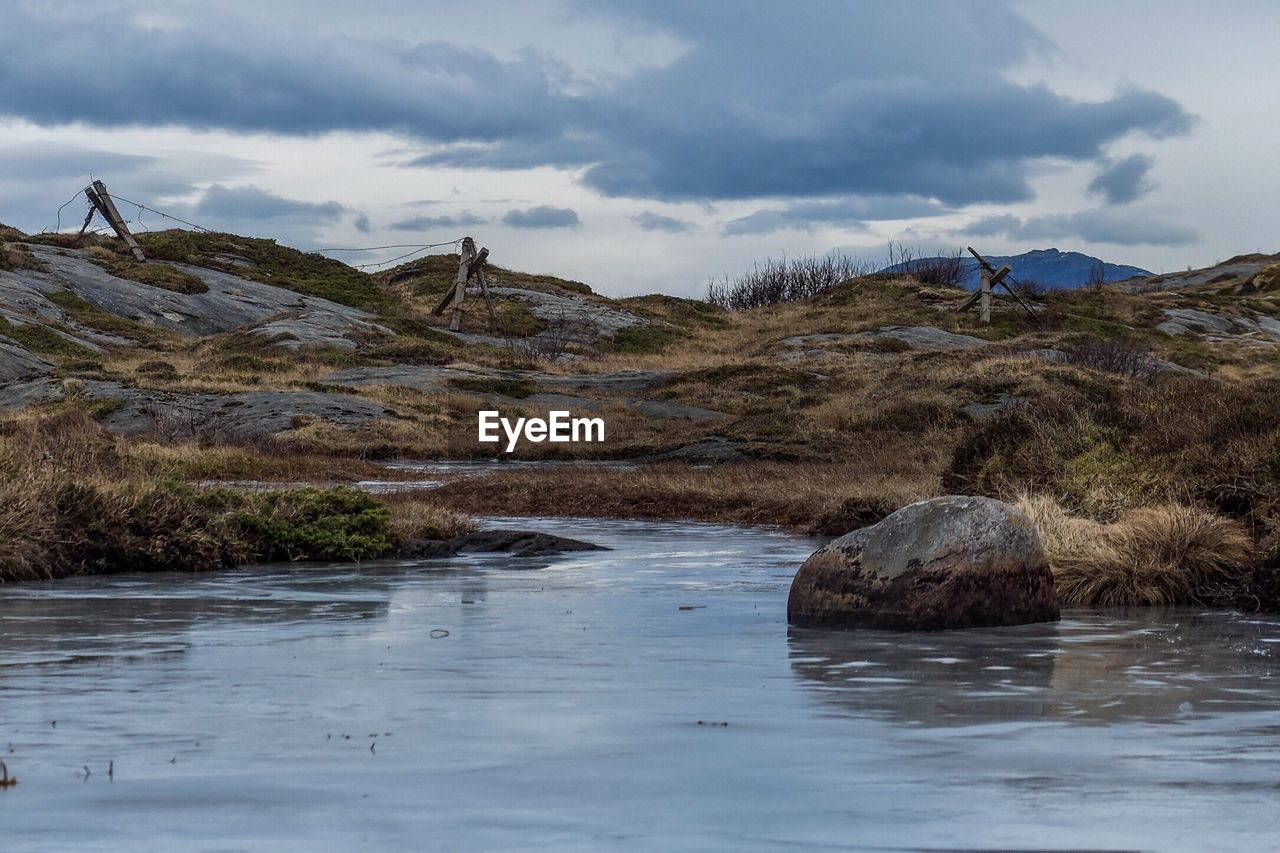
[788,496,1058,631]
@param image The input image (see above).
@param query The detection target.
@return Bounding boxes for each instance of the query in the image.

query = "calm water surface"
[1,518,1278,851]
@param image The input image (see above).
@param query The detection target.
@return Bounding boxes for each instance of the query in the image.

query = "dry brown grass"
[1017,494,1253,605]
[431,461,936,534]
[0,407,429,582]
[380,492,477,541]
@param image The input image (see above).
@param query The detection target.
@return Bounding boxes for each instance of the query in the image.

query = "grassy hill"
[1,223,1278,608]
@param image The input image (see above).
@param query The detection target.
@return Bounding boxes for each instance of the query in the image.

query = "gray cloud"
[0,142,257,234]
[634,211,693,233]
[720,196,947,235]
[1087,154,1157,204]
[501,205,580,229]
[0,2,1192,211]
[195,184,345,221]
[962,207,1199,247]
[390,212,487,231]
[353,213,373,234]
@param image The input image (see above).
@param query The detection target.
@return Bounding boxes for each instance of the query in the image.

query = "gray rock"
[1157,308,1236,337]
[395,530,607,559]
[778,333,857,347]
[859,326,987,351]
[0,377,391,436]
[646,437,746,463]
[487,285,647,337]
[1156,307,1280,343]
[3,245,389,349]
[788,496,1059,631]
[0,337,52,381]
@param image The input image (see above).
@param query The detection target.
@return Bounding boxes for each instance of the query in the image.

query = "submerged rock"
[788,496,1058,631]
[396,530,607,560]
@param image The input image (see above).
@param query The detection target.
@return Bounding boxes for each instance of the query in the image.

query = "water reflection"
[0,561,497,669]
[788,608,1280,726]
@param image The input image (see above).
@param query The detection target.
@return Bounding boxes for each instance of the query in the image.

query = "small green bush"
[223,487,392,562]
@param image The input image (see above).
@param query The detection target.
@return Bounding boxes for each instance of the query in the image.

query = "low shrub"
[215,486,392,562]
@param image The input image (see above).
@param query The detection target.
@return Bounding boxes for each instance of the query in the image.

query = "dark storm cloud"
[0,6,573,143]
[0,2,1192,209]
[501,205,580,228]
[962,208,1200,247]
[1087,154,1157,204]
[390,212,487,231]
[720,196,948,236]
[634,211,693,233]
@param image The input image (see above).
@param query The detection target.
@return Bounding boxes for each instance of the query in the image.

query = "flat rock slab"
[1156,307,1280,343]
[0,337,52,382]
[788,495,1059,631]
[0,378,391,436]
[861,326,987,351]
[395,530,607,560]
[778,333,860,348]
[325,364,675,394]
[488,285,648,337]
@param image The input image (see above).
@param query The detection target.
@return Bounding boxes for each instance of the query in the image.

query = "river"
[2,518,1278,851]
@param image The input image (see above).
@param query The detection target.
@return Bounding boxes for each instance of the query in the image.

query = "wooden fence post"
[979,265,992,325]
[449,237,477,331]
[87,181,146,261]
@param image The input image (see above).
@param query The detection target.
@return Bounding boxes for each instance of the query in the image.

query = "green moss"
[0,318,96,358]
[496,302,546,337]
[97,259,208,294]
[365,337,456,365]
[621,294,731,329]
[86,397,126,420]
[47,290,179,346]
[610,325,680,354]
[138,230,388,309]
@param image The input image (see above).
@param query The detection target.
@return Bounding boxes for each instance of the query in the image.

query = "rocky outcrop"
[4,244,389,349]
[1156,307,1280,343]
[0,378,391,436]
[395,530,607,559]
[861,326,987,351]
[788,496,1059,631]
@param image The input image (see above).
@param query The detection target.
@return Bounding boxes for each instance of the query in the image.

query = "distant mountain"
[882,248,1152,291]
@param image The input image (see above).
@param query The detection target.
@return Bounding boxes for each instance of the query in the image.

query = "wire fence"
[47,183,465,272]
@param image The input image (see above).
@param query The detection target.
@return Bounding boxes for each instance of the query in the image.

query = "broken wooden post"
[449,237,477,331]
[430,237,500,328]
[960,247,1036,325]
[85,181,145,261]
[978,265,992,325]
[469,247,499,324]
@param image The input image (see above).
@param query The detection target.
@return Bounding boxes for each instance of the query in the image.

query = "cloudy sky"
[0,1,1274,296]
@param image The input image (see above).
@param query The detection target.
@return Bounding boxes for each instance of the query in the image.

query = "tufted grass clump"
[1017,494,1252,606]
